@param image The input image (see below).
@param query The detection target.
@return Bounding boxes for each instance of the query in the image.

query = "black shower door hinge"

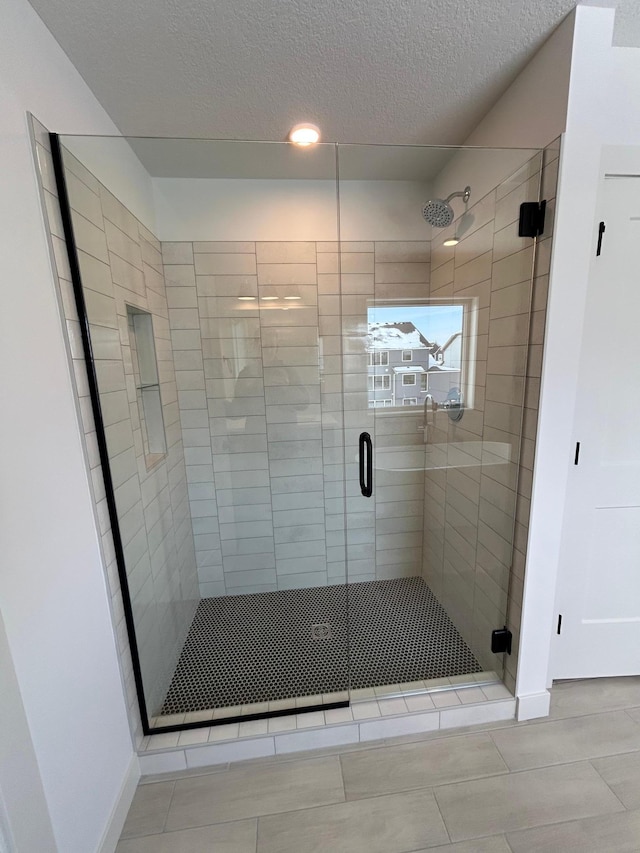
[596,221,606,256]
[518,200,547,238]
[491,627,512,655]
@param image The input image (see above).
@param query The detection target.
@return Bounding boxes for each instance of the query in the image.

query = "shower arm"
[444,186,471,205]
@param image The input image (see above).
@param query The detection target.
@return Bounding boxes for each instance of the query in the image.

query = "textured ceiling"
[30,0,640,145]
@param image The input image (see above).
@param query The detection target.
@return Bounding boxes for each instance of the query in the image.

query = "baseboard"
[516,689,551,721]
[97,754,140,853]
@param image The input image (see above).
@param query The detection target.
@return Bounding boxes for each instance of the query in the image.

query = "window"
[403,398,418,406]
[370,399,393,408]
[367,301,471,410]
[368,375,391,391]
[127,306,167,468]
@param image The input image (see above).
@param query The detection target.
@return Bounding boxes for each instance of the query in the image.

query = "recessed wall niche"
[127,306,167,468]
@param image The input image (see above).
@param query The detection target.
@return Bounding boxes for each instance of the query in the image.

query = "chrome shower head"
[422,199,454,228]
[422,186,471,228]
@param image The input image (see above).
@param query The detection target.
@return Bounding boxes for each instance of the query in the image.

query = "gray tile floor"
[119,677,640,852]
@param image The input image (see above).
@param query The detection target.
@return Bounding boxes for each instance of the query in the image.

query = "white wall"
[465,12,574,149]
[340,181,431,241]
[433,11,575,205]
[0,612,56,851]
[522,6,640,705]
[0,0,138,849]
[64,135,157,231]
[153,178,430,241]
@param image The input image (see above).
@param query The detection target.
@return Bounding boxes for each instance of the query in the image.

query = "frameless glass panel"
[338,143,541,699]
[57,136,349,729]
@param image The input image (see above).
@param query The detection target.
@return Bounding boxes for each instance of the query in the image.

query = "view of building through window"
[366,303,465,409]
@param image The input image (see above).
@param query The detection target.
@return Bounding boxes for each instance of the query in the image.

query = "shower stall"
[50,134,545,733]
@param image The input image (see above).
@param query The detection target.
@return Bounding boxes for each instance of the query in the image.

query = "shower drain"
[311,623,333,640]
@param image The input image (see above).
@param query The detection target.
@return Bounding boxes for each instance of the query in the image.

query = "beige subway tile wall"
[422,145,558,678]
[166,240,434,595]
[32,121,200,723]
[68,162,200,716]
[31,119,139,744]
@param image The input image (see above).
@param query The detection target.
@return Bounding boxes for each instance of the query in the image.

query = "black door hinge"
[491,627,512,655]
[518,200,547,238]
[557,614,563,635]
[574,442,580,465]
[596,221,606,256]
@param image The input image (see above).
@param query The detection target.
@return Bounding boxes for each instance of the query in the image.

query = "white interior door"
[553,172,640,678]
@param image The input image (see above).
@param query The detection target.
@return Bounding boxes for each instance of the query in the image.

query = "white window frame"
[402,373,417,386]
[402,350,413,361]
[402,397,418,406]
[368,351,389,366]
[366,297,475,415]
[368,374,391,391]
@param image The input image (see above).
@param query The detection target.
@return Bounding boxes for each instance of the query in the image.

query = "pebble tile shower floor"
[161,577,480,715]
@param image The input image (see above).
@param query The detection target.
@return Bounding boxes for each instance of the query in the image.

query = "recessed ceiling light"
[261,296,279,300]
[289,123,320,147]
[237,296,256,301]
[284,296,302,300]
[443,238,459,247]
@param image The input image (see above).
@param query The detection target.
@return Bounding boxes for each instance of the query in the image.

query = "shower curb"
[138,696,516,775]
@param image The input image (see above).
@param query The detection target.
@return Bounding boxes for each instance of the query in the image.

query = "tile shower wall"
[52,144,199,716]
[31,118,142,744]
[30,121,139,742]
[164,240,431,596]
[341,241,432,585]
[422,146,557,676]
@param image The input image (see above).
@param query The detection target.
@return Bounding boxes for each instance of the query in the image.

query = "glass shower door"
[55,135,352,730]
[51,131,543,730]
[338,143,542,700]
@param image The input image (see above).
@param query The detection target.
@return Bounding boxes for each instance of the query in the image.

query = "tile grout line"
[503,834,517,853]
[159,779,177,835]
[586,757,632,812]
[486,728,513,774]
[431,782,453,846]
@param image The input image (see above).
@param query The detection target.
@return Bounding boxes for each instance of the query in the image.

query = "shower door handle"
[359,432,373,498]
